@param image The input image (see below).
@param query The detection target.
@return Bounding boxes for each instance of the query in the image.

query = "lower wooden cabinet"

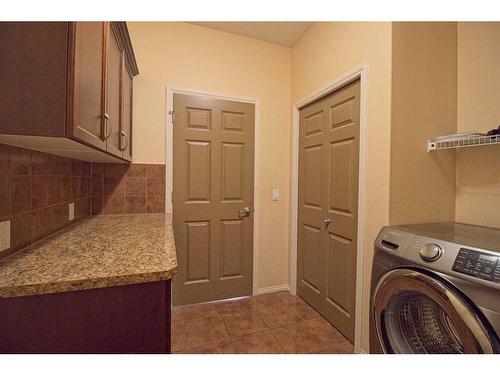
[0,280,171,354]
[0,22,139,163]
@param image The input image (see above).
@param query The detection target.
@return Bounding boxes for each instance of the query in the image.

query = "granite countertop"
[0,214,178,299]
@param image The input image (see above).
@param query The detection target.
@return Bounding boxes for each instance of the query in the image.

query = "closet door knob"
[238,207,252,217]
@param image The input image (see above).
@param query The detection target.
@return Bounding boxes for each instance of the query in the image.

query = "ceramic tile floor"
[171,291,354,354]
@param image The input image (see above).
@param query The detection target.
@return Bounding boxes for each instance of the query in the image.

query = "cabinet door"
[121,55,133,161]
[70,22,106,149]
[104,23,123,157]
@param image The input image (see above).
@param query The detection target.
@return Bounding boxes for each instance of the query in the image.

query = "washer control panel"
[452,248,500,283]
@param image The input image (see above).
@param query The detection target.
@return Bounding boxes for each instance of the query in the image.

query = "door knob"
[324,218,331,225]
[238,207,252,217]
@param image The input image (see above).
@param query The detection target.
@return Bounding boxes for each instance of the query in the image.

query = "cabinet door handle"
[119,130,128,151]
[104,113,113,140]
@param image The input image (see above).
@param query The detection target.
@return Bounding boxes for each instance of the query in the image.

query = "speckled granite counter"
[0,214,178,298]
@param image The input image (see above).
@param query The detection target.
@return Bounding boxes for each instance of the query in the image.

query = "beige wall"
[389,21,500,229]
[292,22,393,353]
[128,22,292,290]
[390,22,457,225]
[456,22,500,228]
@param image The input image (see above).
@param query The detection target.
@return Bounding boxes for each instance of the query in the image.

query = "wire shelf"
[427,134,500,152]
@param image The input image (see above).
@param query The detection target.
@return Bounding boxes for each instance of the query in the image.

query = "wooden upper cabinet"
[104,23,123,158]
[70,22,106,150]
[0,22,139,163]
[121,54,134,161]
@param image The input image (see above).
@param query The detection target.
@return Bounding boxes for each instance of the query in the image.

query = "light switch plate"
[68,202,75,221]
[0,220,11,252]
[272,188,280,201]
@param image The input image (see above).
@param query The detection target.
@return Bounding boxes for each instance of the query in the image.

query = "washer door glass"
[373,269,495,354]
[385,291,464,353]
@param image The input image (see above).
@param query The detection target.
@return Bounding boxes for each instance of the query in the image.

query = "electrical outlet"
[0,220,11,252]
[68,202,75,221]
[272,188,280,201]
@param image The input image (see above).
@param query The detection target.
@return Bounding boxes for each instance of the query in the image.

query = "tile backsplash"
[0,144,91,259]
[0,144,166,259]
[90,163,166,215]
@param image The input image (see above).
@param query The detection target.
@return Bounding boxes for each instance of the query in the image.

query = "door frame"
[165,85,260,296]
[289,65,368,354]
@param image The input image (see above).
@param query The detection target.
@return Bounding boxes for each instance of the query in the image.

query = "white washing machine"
[370,222,500,354]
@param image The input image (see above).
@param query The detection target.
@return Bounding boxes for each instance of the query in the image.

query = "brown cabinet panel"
[0,22,68,136]
[104,23,123,158]
[70,22,106,149]
[121,55,134,161]
[0,280,171,353]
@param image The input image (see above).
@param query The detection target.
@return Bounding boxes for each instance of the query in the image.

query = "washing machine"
[370,222,500,354]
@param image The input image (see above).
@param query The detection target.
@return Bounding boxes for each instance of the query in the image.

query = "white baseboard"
[255,284,290,295]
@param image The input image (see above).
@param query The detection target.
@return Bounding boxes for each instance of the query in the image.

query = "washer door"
[373,268,496,354]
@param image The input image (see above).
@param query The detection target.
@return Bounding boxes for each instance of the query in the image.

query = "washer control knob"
[420,243,442,262]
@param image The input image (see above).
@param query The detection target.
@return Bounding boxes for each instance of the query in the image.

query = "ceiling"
[190,22,314,47]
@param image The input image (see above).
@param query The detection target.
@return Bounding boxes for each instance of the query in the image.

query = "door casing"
[290,65,368,354]
[166,86,260,296]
